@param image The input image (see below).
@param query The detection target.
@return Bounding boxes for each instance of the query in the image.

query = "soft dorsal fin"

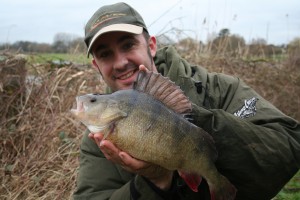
[133,70,192,114]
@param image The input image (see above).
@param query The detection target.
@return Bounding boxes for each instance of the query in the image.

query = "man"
[73,2,300,200]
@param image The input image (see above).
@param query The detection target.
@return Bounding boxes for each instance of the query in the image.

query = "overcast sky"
[1,0,300,45]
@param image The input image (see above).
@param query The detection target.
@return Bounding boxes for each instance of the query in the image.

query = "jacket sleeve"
[191,73,300,200]
[73,131,168,200]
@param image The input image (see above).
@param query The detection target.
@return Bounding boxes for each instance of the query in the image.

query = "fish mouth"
[71,97,84,115]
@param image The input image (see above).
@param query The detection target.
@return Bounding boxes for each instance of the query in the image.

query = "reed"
[0,38,299,199]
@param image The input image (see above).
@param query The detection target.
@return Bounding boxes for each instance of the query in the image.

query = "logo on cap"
[90,12,126,32]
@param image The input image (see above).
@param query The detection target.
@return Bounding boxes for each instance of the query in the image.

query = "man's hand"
[89,132,174,191]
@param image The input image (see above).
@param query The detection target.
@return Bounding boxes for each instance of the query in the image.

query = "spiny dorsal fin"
[133,70,192,114]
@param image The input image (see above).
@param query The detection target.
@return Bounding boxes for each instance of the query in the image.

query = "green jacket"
[73,46,300,200]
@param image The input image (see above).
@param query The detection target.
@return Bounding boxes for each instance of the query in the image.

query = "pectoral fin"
[85,108,127,133]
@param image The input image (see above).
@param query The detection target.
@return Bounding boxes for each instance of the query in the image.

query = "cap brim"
[87,24,143,56]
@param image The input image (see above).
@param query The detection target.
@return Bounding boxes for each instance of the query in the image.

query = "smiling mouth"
[117,70,136,80]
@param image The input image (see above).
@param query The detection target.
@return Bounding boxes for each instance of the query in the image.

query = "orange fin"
[178,171,202,192]
[133,70,192,114]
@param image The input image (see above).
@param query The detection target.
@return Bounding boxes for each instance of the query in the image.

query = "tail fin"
[209,174,237,200]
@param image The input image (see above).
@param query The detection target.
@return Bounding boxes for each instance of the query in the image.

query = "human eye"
[94,50,112,60]
[122,40,136,51]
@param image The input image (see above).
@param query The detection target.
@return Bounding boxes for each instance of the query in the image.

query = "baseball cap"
[84,2,148,56]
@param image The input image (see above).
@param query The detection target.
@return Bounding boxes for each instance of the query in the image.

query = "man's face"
[91,32,157,92]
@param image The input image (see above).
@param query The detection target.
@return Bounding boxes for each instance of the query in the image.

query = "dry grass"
[206,57,300,120]
[0,54,105,200]
[0,45,299,200]
[175,42,300,121]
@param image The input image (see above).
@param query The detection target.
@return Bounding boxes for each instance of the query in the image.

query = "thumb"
[139,65,149,72]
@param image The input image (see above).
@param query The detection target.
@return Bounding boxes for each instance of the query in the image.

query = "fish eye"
[90,97,97,103]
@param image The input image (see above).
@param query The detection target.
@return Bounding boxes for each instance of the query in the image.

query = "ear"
[92,59,102,75]
[92,59,103,76]
[92,59,99,70]
[148,36,157,57]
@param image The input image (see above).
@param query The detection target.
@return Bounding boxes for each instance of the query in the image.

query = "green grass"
[274,171,300,200]
[27,53,90,65]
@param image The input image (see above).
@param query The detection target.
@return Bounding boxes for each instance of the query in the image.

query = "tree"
[248,38,283,57]
[209,28,246,57]
[218,28,230,38]
[68,37,86,54]
[250,38,267,45]
[52,32,82,53]
[287,37,300,68]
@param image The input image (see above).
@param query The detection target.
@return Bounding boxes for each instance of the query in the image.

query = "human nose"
[113,51,128,70]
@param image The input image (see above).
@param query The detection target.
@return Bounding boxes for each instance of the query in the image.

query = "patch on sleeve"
[234,97,259,119]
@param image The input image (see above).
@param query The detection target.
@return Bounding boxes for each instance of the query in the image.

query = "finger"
[139,65,149,72]
[88,132,95,139]
[100,140,119,153]
[88,132,104,142]
[89,133,103,147]
[119,152,148,170]
[93,133,104,141]
[100,140,122,163]
[88,133,98,145]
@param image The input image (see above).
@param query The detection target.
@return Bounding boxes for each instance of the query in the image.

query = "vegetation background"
[1,28,300,199]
